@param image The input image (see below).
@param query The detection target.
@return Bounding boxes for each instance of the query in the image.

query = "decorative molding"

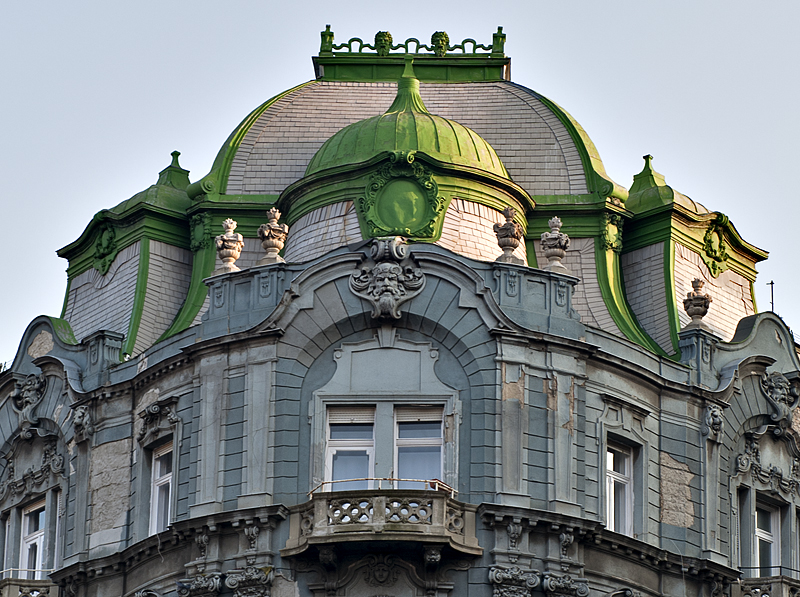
[72,405,94,442]
[760,371,799,435]
[176,573,222,597]
[357,151,445,240]
[10,373,47,438]
[735,434,800,498]
[93,221,119,275]
[137,397,180,446]
[701,404,724,442]
[321,26,503,56]
[488,565,540,597]
[0,437,65,502]
[225,566,273,597]
[133,590,160,597]
[702,214,730,277]
[190,213,213,252]
[541,573,590,597]
[349,237,425,319]
[600,213,624,253]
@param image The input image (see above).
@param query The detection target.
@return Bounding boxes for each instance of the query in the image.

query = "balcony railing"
[0,575,54,597]
[282,484,482,557]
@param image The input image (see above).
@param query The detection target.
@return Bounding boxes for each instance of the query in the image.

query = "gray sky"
[2,0,798,364]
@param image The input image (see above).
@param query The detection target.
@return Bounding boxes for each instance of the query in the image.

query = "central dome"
[305,60,508,178]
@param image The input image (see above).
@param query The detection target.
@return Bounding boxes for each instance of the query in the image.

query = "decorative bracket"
[137,396,180,446]
[488,565,540,597]
[760,371,800,435]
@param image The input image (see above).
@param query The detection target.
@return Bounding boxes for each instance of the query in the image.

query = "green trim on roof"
[190,81,317,200]
[123,238,150,358]
[663,239,682,358]
[48,317,78,346]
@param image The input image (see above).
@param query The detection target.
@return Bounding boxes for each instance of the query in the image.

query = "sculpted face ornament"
[350,237,425,319]
[760,371,800,434]
[374,31,393,56]
[11,373,46,437]
[431,31,449,57]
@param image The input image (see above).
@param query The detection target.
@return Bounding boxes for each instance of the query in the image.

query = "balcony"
[282,481,482,557]
[740,575,800,597]
[0,572,54,597]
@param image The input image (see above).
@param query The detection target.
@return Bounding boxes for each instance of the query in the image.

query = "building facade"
[0,27,797,597]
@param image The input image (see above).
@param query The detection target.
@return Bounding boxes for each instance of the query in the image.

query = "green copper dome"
[305,60,508,178]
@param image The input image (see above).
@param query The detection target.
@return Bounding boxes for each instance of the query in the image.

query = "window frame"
[20,499,46,580]
[605,442,634,537]
[149,441,174,535]
[325,408,376,491]
[394,407,444,489]
[755,502,780,577]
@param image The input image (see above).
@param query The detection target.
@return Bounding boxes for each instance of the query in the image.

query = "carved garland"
[735,435,800,498]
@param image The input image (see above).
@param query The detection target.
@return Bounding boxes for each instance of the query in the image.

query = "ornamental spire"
[385,57,429,114]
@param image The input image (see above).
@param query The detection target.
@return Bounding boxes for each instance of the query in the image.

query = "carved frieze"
[10,373,46,437]
[225,566,273,597]
[735,434,800,497]
[349,237,425,319]
[488,565,540,597]
[541,573,590,597]
[177,574,222,597]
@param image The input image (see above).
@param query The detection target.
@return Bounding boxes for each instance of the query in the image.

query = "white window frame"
[149,442,173,535]
[755,503,780,577]
[20,499,46,580]
[325,408,375,490]
[606,443,633,536]
[394,407,444,489]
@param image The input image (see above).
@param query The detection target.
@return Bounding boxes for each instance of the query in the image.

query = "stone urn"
[540,216,570,274]
[257,207,289,265]
[214,218,244,273]
[493,207,524,265]
[683,278,712,329]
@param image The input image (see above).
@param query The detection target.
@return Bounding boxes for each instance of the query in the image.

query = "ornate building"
[0,27,797,597]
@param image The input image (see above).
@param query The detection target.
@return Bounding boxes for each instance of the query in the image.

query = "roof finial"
[385,57,429,114]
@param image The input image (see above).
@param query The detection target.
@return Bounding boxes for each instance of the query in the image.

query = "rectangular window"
[20,500,45,580]
[149,443,173,534]
[755,503,779,577]
[395,408,443,489]
[326,408,375,491]
[606,444,633,536]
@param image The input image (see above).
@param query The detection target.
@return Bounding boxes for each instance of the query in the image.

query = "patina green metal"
[123,238,150,358]
[313,26,509,82]
[307,59,507,178]
[58,152,192,279]
[48,317,78,346]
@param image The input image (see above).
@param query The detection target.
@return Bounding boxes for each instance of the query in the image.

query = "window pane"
[757,507,772,533]
[27,543,38,578]
[398,421,441,439]
[26,507,45,535]
[613,480,627,533]
[608,448,627,474]
[397,446,441,489]
[156,483,171,532]
[156,451,172,477]
[330,424,373,440]
[759,537,772,574]
[332,450,370,490]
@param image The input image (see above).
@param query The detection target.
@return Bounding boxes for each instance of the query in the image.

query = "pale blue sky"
[1,0,798,363]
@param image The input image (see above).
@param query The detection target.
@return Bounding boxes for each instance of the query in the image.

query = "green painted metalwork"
[664,239,682,358]
[48,317,78,346]
[123,238,150,358]
[313,27,509,82]
[306,59,507,178]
